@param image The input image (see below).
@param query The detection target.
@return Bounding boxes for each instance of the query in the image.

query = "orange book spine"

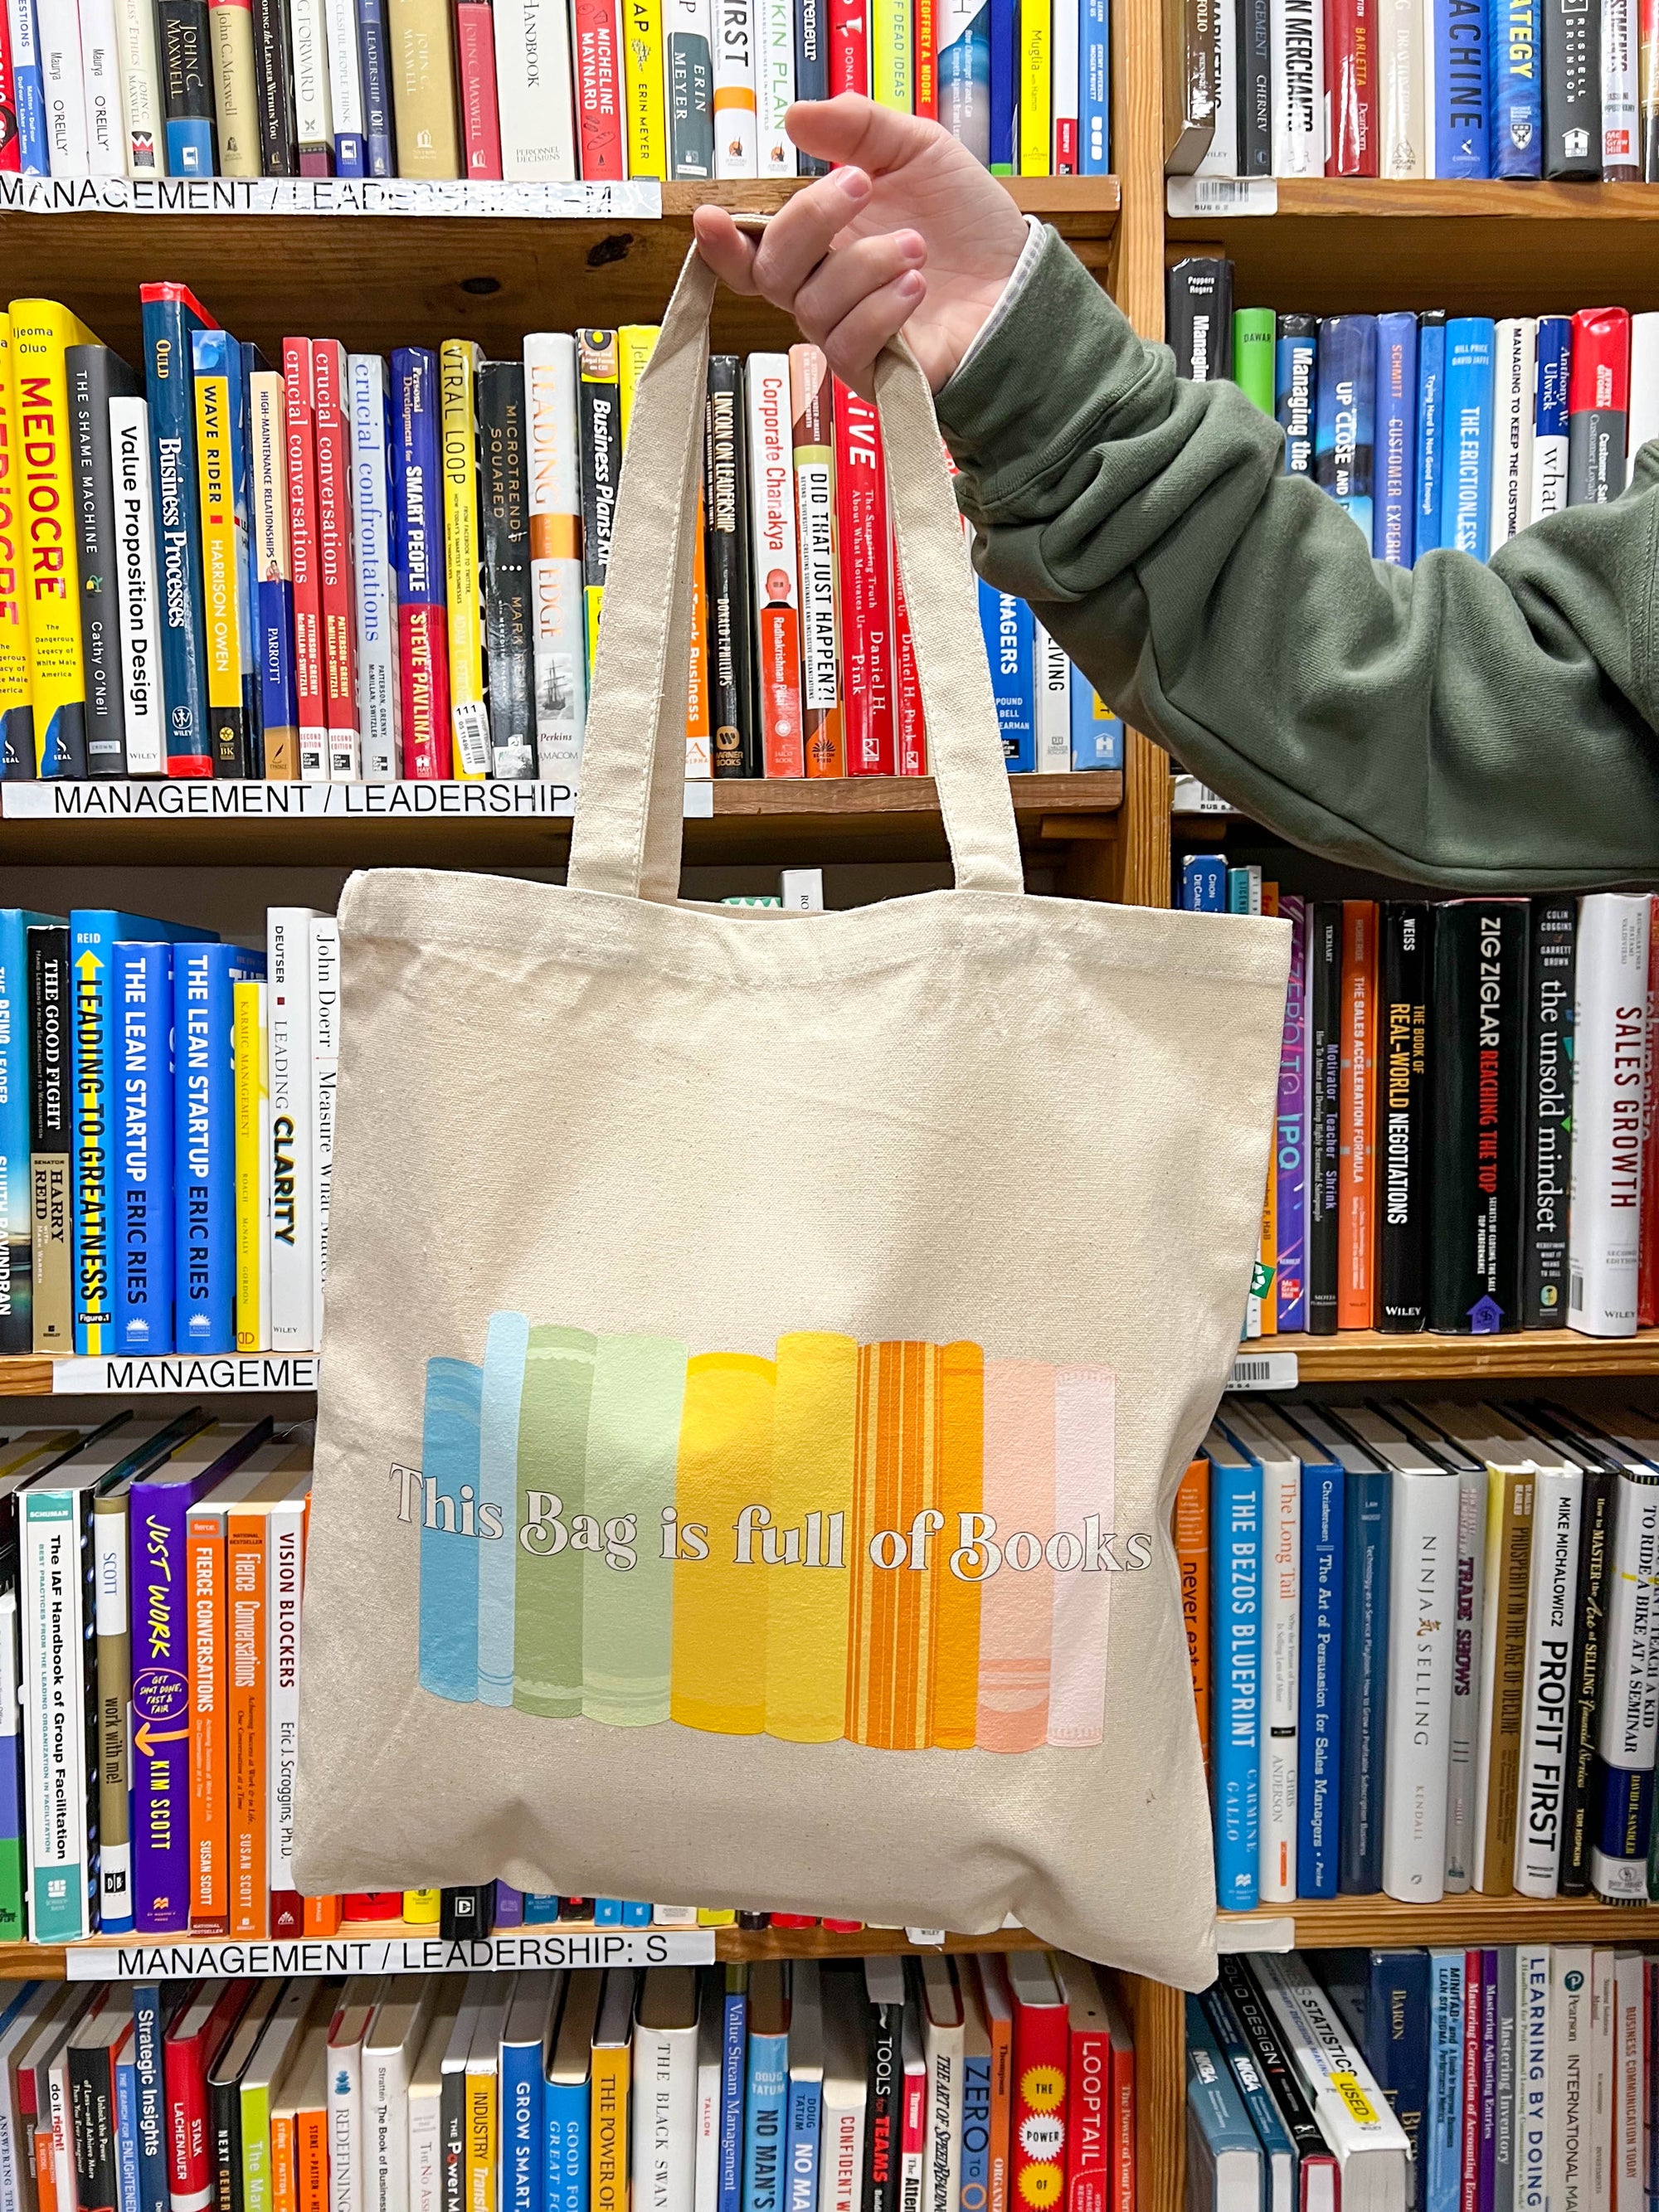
[187,1509,228,1932]
[1338,898,1379,1330]
[270,2114,298,2212]
[227,1509,268,1937]
[34,2127,57,2212]
[978,1956,1013,2212]
[296,2109,329,2212]
[1171,1458,1209,1767]
[302,1894,343,1934]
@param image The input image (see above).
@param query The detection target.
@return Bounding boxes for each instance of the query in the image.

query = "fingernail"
[898,271,925,301]
[838,167,871,199]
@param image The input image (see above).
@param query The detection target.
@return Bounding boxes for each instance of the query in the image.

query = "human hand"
[690,96,1030,397]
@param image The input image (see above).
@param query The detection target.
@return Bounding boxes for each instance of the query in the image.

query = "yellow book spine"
[195,366,242,747]
[403,1887,440,1923]
[233,980,268,1353]
[0,317,31,769]
[870,0,912,109]
[616,327,660,447]
[695,1907,737,1925]
[591,2041,630,2212]
[465,2065,496,2212]
[209,0,262,173]
[623,0,667,177]
[8,300,98,776]
[1018,0,1051,173]
[391,0,460,173]
[440,338,486,778]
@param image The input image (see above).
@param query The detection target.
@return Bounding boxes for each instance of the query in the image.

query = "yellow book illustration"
[765,1332,856,1743]
[440,338,487,779]
[7,299,100,776]
[616,326,660,448]
[870,0,912,109]
[1018,0,1052,173]
[233,979,269,1353]
[194,344,245,777]
[622,0,667,178]
[0,317,31,776]
[209,0,262,173]
[671,1351,773,1734]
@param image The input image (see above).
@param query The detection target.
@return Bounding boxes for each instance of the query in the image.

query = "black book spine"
[1165,258,1235,382]
[667,12,715,177]
[1559,1464,1614,1894]
[1523,898,1576,1328]
[1376,902,1430,1332]
[704,357,757,778]
[67,345,140,780]
[864,2001,898,2212]
[477,362,535,781]
[559,1894,594,1919]
[1427,902,1530,1334]
[159,0,219,163]
[211,2072,242,2212]
[252,0,298,172]
[28,925,71,1354]
[1542,0,1602,173]
[440,2066,466,2212]
[578,328,621,676]
[82,2043,119,2212]
[1214,1958,1327,2158]
[438,1884,494,1938]
[793,0,828,168]
[1306,902,1343,1334]
[1237,0,1272,171]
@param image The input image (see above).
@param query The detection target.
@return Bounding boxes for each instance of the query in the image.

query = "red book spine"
[769,1914,819,1928]
[0,8,18,172]
[891,548,925,774]
[343,1891,406,1918]
[309,340,359,780]
[1054,119,1077,170]
[1101,1990,1135,2212]
[166,1985,251,2210]
[1063,2021,1110,2212]
[455,0,504,176]
[901,2054,927,2203]
[1640,898,1659,1326]
[1324,0,1375,172]
[573,0,625,175]
[832,378,893,775]
[1010,1996,1068,2212]
[282,339,328,781]
[829,0,868,95]
[913,0,935,113]
[270,1892,303,1936]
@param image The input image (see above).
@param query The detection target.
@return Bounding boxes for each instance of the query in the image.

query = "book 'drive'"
[293,246,1295,1987]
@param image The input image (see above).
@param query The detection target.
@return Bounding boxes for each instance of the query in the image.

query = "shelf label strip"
[52,1355,320,1393]
[0,177,662,217]
[2,780,719,821]
[64,1930,714,1979]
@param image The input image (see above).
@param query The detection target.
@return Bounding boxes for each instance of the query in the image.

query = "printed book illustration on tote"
[298,243,1294,1988]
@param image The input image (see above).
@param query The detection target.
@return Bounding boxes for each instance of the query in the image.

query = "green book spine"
[1233,308,1277,413]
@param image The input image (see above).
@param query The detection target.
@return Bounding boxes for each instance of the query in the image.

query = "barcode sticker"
[452,701,491,778]
[1171,774,1233,814]
[1166,176,1279,217]
[1227,1352,1299,1392]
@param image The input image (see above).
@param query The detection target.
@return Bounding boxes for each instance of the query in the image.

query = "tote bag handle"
[565,245,1026,903]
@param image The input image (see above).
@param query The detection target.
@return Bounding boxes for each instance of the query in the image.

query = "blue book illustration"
[9,0,46,171]
[939,2,992,165]
[0,909,60,1354]
[1294,1436,1345,1900]
[71,909,215,1355]
[131,1983,170,2212]
[1414,314,1447,561]
[621,1899,652,1926]
[1199,1986,1297,2212]
[1275,318,1318,478]
[114,942,175,1356]
[419,1356,483,1701]
[1489,0,1540,172]
[988,0,1016,167]
[1180,856,1228,912]
[1534,315,1571,517]
[1080,0,1110,169]
[140,284,220,775]
[1433,0,1490,172]
[503,1997,547,2212]
[1441,318,1496,559]
[1185,2001,1262,2206]
[1374,312,1418,566]
[545,2059,590,2212]
[1314,315,1378,545]
[594,1897,623,1924]
[1206,1427,1262,1913]
[356,0,395,173]
[743,1996,788,2212]
[1427,1952,1465,2212]
[720,1970,749,2212]
[477,1308,528,1709]
[524,1891,562,1921]
[173,942,263,1354]
[978,583,1034,771]
[1070,672,1123,770]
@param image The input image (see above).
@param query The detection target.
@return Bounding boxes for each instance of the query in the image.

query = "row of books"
[1186,1395,1659,1913]
[0,0,1112,182]
[0,290,1124,787]
[1167,265,1659,569]
[0,1950,1136,2212]
[1176,881,1650,1341]
[0,904,339,1362]
[1174,0,1659,178]
[1188,1945,1647,2212]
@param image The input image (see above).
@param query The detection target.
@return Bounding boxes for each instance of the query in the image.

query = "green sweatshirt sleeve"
[933,228,1659,891]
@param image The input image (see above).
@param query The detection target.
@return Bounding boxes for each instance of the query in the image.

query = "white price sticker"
[452,702,492,779]
[1166,176,1279,217]
[1227,1352,1299,1392]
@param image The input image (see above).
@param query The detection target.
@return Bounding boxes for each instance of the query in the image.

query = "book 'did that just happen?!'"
[390,1321,1155,1752]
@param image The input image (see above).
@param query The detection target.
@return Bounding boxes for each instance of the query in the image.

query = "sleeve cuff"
[950,213,1045,377]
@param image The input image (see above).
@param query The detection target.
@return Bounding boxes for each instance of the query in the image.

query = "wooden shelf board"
[1282,1328,1659,1382]
[1224,1894,1659,1946]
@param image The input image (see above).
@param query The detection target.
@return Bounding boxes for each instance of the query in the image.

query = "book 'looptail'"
[397,1322,1142,1753]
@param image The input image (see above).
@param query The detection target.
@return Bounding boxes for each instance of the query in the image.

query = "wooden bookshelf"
[1287,1329,1659,1383]
[1224,1895,1659,1947]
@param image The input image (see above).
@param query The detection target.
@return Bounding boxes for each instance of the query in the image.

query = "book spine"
[0,319,32,777]
[1382,1469,1458,1901]
[36,0,90,171]
[29,925,71,1353]
[1474,1466,1535,1894]
[834,380,894,775]
[67,348,128,775]
[755,0,791,165]
[666,0,714,169]
[311,339,361,781]
[1271,0,1324,170]
[1305,901,1341,1332]
[12,304,88,777]
[746,354,805,779]
[1493,0,1543,165]
[251,0,295,168]
[1276,898,1309,1330]
[320,0,363,165]
[1078,0,1109,165]
[1033,625,1068,775]
[107,396,164,775]
[390,0,460,171]
[1441,316,1496,557]
[1048,0,1076,164]
[92,1491,133,1932]
[1325,0,1375,169]
[391,348,450,780]
[1297,1456,1343,1897]
[209,0,261,168]
[1646,0,1659,169]
[454,0,504,177]
[1379,0,1423,169]
[978,582,1033,772]
[577,327,620,687]
[1642,900,1659,1327]
[227,1505,266,1934]
[289,0,332,168]
[1210,1447,1262,1911]
[1339,1468,1390,1894]
[193,333,250,777]
[1429,902,1530,1333]
[0,915,27,1355]
[936,0,988,153]
[234,979,268,1354]
[1313,314,1378,540]
[284,338,331,782]
[309,916,337,1349]
[476,361,534,780]
[347,354,398,781]
[356,0,392,171]
[248,371,298,780]
[1525,897,1576,1325]
[173,945,236,1354]
[158,0,217,169]
[1374,310,1418,563]
[1432,0,1488,167]
[523,333,585,779]
[705,355,757,777]
[1569,893,1651,1336]
[1413,310,1447,557]
[573,0,625,172]
[1530,314,1572,526]
[1444,1462,1486,1891]
[1337,898,1378,1330]
[70,914,117,1353]
[265,1496,303,1935]
[1543,0,1601,165]
[1591,1471,1659,1898]
[789,345,840,780]
[439,339,488,780]
[1568,306,1631,505]
[1559,1466,1614,1894]
[1175,1459,1210,1767]
[267,907,314,1353]
[1258,1451,1298,1905]
[21,1491,90,1940]
[494,0,576,172]
[114,941,173,1354]
[1376,902,1429,1330]
[1605,0,1641,167]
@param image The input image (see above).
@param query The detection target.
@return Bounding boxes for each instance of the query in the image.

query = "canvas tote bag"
[294,244,1292,1986]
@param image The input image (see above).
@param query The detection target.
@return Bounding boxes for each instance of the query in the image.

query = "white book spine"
[1258,1455,1298,1906]
[1515,1465,1584,1895]
[309,915,339,1346]
[108,396,164,775]
[367,2045,415,2212]
[1251,1954,1411,2167]
[523,333,587,775]
[820,2090,864,2212]
[1443,1461,1486,1891]
[635,2025,697,2212]
[922,2025,960,2212]
[39,0,90,173]
[20,1497,89,1942]
[0,1593,17,1936]
[321,0,364,152]
[1379,0,1423,173]
[656,1903,699,1926]
[1381,1466,1457,1902]
[495,0,577,176]
[1198,0,1238,173]
[250,978,271,1350]
[1613,1952,1644,2212]
[757,0,792,170]
[1419,0,1436,168]
[746,353,798,773]
[348,354,400,784]
[1271,0,1323,174]
[114,0,161,165]
[1051,0,1078,166]
[289,0,333,154]
[8,0,42,173]
[1489,318,1536,552]
[1603,0,1638,170]
[712,0,757,173]
[1569,893,1652,1337]
[1599,1473,1659,1772]
[92,1500,129,1923]
[1590,1950,1614,2212]
[408,2081,442,2212]
[1516,1942,1551,2212]
[1629,314,1659,463]
[267,908,316,1354]
[1034,625,1071,775]
[266,1497,304,1900]
[1550,1946,1593,2212]
[693,2043,720,2212]
[76,0,124,173]
[1533,419,1569,523]
[328,2039,362,2212]
[46,2054,73,2211]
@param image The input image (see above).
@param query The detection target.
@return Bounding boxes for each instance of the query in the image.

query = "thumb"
[784,93,937,173]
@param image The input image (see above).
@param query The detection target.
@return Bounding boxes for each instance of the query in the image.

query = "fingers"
[817,270,927,396]
[784,93,941,176]
[793,230,926,345]
[690,204,761,295]
[747,167,872,306]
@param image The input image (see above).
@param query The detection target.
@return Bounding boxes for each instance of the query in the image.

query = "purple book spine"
[494,1883,524,1926]
[129,1480,207,1932]
[1478,1950,1499,2212]
[1276,896,1308,1331]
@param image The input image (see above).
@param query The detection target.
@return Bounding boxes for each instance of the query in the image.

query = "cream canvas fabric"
[294,246,1291,1986]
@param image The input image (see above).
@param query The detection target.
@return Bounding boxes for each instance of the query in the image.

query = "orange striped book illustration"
[406,1324,1140,1753]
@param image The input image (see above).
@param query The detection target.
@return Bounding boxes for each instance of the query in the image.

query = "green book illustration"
[514,1325,597,1718]
[581,1332,688,1726]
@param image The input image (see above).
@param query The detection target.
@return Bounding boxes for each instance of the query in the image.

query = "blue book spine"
[173,944,255,1355]
[1414,314,1448,561]
[545,2080,588,2212]
[1180,856,1228,912]
[132,1984,169,2212]
[1364,1951,1431,2184]
[0,909,57,1355]
[1338,1469,1392,1894]
[621,1899,652,1926]
[1489,0,1540,171]
[720,1985,748,2212]
[785,2072,820,2212]
[1275,323,1318,477]
[743,2030,788,2212]
[1534,315,1571,518]
[141,286,217,774]
[978,583,1034,771]
[523,1891,562,1921]
[1080,0,1110,169]
[504,2036,544,2212]
[593,1897,622,1924]
[1434,0,1490,170]
[115,2047,140,2212]
[9,0,46,170]
[1427,1952,1465,2212]
[939,1,992,163]
[1297,1457,1344,1899]
[1314,315,1378,545]
[114,942,174,1356]
[1069,672,1123,770]
[356,0,395,173]
[165,109,215,173]
[1591,1764,1653,1898]
[335,124,367,173]
[961,2054,991,2212]
[1199,1987,1297,2192]
[988,0,1015,166]
[1441,318,1496,559]
[1209,1447,1262,1912]
[234,343,264,773]
[1374,312,1418,566]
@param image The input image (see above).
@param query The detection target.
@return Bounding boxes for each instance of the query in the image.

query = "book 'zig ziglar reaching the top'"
[393,1320,1148,1753]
